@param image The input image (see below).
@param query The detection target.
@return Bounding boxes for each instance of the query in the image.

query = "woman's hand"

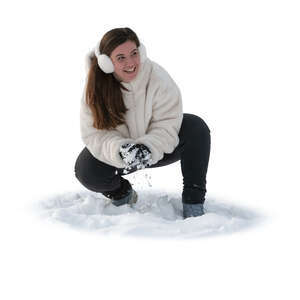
[135,144,152,168]
[119,143,152,170]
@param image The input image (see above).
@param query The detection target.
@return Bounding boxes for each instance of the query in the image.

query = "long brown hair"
[85,27,141,130]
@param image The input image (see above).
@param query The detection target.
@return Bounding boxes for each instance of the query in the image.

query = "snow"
[33,179,262,239]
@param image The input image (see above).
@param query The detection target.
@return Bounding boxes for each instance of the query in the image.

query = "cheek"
[114,64,124,74]
[135,56,140,65]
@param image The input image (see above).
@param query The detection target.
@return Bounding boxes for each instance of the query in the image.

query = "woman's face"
[110,40,140,83]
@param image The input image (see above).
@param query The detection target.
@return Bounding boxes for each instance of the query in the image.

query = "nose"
[124,57,136,67]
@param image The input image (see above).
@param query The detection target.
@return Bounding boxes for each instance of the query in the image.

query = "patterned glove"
[119,143,139,167]
[135,144,152,168]
[119,143,152,171]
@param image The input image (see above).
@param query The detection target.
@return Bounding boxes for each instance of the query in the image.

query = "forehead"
[111,40,137,57]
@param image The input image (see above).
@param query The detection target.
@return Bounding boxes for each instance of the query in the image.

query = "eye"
[117,57,124,61]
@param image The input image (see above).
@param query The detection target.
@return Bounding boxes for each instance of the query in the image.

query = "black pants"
[74,113,211,204]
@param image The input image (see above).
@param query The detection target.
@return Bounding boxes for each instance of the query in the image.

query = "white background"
[1,0,299,299]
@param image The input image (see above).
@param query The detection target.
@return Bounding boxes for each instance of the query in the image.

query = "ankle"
[102,178,132,200]
[182,202,205,219]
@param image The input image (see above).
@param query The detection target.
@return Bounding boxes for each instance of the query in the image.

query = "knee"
[74,149,90,184]
[74,148,119,193]
[74,148,98,188]
[182,113,211,137]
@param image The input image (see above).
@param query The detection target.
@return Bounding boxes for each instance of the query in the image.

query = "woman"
[74,27,211,218]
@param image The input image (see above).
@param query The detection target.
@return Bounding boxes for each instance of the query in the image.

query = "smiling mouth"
[124,66,136,73]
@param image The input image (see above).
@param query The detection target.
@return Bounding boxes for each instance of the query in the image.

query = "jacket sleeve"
[135,80,183,165]
[80,82,135,168]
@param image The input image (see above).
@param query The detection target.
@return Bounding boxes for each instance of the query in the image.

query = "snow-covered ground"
[1,1,300,299]
[32,171,263,239]
[34,189,262,239]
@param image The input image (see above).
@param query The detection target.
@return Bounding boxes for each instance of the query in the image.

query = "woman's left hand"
[135,144,152,168]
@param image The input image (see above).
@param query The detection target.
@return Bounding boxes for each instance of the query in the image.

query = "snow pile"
[34,188,262,239]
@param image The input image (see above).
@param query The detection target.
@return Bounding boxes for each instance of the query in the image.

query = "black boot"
[182,203,205,219]
[102,178,138,207]
[182,184,206,218]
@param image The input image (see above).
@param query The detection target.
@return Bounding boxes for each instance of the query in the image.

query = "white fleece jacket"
[80,57,183,168]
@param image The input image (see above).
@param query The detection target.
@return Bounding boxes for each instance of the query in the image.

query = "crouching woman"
[74,27,211,218]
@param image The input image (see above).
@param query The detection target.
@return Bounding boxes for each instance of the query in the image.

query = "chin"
[124,68,139,82]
